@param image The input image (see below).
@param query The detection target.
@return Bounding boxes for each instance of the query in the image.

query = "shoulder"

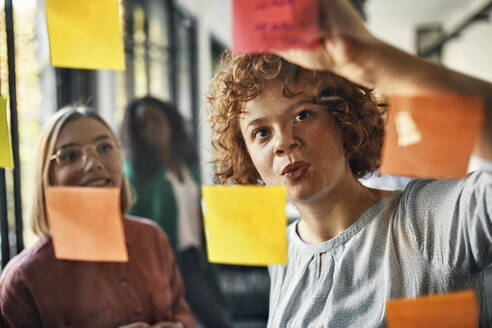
[0,238,52,290]
[393,170,491,238]
[124,214,161,229]
[123,215,171,245]
[186,165,200,183]
[400,170,490,208]
[123,216,176,268]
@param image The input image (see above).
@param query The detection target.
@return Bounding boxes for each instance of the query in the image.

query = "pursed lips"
[281,161,310,179]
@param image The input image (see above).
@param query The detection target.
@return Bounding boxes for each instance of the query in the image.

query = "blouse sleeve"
[403,169,492,276]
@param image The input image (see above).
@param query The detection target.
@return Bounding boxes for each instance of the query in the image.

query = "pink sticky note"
[46,187,128,262]
[233,0,320,53]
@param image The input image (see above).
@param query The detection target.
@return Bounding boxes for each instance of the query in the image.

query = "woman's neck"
[294,177,390,244]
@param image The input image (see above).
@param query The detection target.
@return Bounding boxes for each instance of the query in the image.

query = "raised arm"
[276,0,492,159]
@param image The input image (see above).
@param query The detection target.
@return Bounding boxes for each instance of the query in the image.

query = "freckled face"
[239,79,352,202]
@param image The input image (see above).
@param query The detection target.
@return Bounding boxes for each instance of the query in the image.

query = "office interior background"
[1,0,491,326]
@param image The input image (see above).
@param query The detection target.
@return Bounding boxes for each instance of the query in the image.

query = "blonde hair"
[31,106,131,237]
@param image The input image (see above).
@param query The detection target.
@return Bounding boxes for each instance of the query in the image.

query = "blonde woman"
[0,107,193,328]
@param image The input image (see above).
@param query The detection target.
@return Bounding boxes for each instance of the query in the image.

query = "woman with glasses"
[0,107,193,328]
[120,97,231,328]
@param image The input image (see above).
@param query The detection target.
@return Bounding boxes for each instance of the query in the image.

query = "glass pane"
[133,5,147,97]
[176,13,193,121]
[0,0,6,266]
[13,0,43,248]
[148,0,169,100]
[113,1,127,126]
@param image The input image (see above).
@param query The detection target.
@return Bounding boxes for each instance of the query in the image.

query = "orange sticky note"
[386,290,477,328]
[232,0,319,53]
[381,95,483,178]
[46,187,128,262]
[46,0,125,70]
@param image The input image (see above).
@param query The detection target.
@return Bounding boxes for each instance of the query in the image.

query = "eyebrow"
[56,135,112,151]
[245,99,314,131]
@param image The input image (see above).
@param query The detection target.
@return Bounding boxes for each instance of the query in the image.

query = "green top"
[123,161,200,268]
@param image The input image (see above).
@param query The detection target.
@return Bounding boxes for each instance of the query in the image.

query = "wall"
[176,0,232,184]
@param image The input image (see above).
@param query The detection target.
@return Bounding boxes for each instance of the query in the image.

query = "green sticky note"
[202,185,287,266]
[46,0,125,70]
[0,96,13,169]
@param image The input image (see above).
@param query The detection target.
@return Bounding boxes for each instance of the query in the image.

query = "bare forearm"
[277,0,492,159]
[352,40,492,159]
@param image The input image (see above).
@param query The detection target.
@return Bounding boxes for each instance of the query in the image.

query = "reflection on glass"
[133,5,147,97]
[148,0,169,100]
[0,1,42,251]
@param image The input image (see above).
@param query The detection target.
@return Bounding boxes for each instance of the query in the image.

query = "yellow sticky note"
[46,0,125,70]
[0,96,13,169]
[202,185,287,266]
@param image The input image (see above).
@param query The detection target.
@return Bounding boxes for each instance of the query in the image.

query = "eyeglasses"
[49,139,120,170]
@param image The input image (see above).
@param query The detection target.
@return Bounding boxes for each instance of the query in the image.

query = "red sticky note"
[386,290,477,328]
[46,187,128,262]
[232,0,320,53]
[381,95,484,179]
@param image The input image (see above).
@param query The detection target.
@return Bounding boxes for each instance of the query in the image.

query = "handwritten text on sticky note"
[233,0,319,53]
[46,0,125,70]
[202,185,287,266]
[46,187,128,262]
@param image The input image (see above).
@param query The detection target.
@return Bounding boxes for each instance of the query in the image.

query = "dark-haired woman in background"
[120,96,231,328]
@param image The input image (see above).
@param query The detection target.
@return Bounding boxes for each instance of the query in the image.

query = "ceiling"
[366,0,478,24]
[364,0,491,51]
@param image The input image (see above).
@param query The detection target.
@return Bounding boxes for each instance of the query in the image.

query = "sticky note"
[46,187,128,262]
[46,0,125,70]
[232,0,319,53]
[386,290,477,328]
[0,96,13,169]
[381,95,483,178]
[202,185,287,266]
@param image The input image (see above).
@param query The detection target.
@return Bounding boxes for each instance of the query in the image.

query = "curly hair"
[207,51,385,184]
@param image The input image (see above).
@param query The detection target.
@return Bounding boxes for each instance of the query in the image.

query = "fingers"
[274,46,335,71]
[273,0,372,72]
